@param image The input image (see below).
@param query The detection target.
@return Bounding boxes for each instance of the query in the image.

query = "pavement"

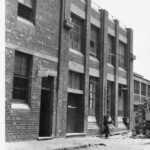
[5,131,150,150]
[6,136,107,150]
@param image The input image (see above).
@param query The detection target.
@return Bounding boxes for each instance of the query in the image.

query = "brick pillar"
[114,19,119,127]
[99,9,108,132]
[56,0,71,137]
[126,28,134,129]
[83,0,91,134]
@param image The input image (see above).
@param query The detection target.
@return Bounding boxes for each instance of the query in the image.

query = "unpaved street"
[79,134,150,150]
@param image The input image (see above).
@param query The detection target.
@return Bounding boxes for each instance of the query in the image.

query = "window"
[18,0,36,23]
[134,80,140,94]
[69,71,82,90]
[107,81,114,113]
[108,35,115,65]
[12,51,32,103]
[148,85,150,97]
[70,14,83,52]
[118,41,126,69]
[134,105,138,112]
[90,25,98,56]
[141,83,146,96]
[89,77,98,116]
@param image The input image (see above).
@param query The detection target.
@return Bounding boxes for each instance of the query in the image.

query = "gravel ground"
[77,133,150,150]
[6,132,150,150]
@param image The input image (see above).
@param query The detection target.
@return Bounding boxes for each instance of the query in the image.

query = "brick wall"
[5,0,60,141]
[5,0,133,141]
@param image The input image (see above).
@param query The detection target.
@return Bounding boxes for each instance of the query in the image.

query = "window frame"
[108,35,115,65]
[134,80,140,94]
[12,51,32,104]
[141,83,146,96]
[70,13,84,52]
[118,41,126,69]
[69,71,82,90]
[88,77,98,116]
[90,25,99,56]
[148,85,150,97]
[17,0,36,24]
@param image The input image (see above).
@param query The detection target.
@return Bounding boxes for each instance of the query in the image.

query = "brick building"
[5,0,134,141]
[133,73,150,126]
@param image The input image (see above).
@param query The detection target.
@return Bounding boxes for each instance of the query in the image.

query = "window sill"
[89,51,97,57]
[67,88,83,94]
[11,103,30,110]
[66,133,86,137]
[141,95,147,97]
[69,48,84,57]
[89,55,99,62]
[107,63,114,68]
[118,67,126,72]
[17,16,34,27]
[133,93,140,96]
[88,116,96,122]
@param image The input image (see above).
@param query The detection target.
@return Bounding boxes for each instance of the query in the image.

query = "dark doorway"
[67,93,84,133]
[39,77,53,137]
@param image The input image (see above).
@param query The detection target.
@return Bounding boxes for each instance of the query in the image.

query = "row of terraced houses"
[6,0,139,141]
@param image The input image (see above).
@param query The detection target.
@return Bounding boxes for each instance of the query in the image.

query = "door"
[67,94,77,133]
[39,77,52,137]
[67,93,84,133]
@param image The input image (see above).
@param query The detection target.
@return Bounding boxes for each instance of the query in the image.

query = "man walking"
[103,111,112,138]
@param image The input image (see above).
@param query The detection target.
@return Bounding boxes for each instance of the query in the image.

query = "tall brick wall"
[5,0,134,141]
[5,0,61,141]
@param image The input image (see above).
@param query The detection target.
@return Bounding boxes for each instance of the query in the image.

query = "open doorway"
[39,77,53,137]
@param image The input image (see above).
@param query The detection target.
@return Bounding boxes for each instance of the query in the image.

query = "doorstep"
[112,130,130,135]
[66,133,86,138]
[38,136,53,140]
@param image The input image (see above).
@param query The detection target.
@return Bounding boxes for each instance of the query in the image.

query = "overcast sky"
[93,0,150,80]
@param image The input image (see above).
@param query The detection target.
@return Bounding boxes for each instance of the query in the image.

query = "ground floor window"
[12,51,32,103]
[107,81,114,115]
[88,77,98,116]
[118,84,127,117]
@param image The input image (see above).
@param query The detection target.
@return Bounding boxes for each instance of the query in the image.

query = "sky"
[93,0,150,80]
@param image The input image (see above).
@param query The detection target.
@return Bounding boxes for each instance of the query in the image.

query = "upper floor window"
[70,14,83,52]
[118,41,126,69]
[69,71,82,90]
[148,85,150,97]
[89,77,98,116]
[12,51,32,103]
[18,0,36,23]
[90,25,99,56]
[141,83,146,96]
[134,80,140,94]
[108,35,115,65]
